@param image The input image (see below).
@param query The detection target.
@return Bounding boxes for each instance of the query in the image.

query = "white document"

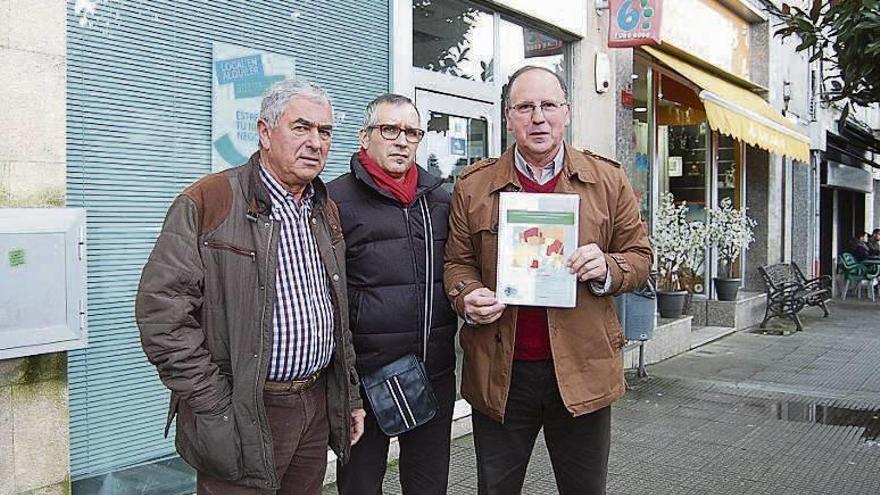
[496,192,579,308]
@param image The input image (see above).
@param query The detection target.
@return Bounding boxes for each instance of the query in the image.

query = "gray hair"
[259,79,333,129]
[503,66,569,108]
[362,93,421,129]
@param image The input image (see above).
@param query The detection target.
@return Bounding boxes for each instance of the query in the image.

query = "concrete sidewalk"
[325,298,880,494]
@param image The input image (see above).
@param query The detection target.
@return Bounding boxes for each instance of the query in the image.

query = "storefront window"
[716,134,740,206]
[632,59,651,226]
[498,19,566,151]
[412,0,495,82]
[657,73,709,293]
[423,111,489,192]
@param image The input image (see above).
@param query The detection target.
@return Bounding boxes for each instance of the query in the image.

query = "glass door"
[415,89,498,192]
[712,134,746,284]
[656,71,711,294]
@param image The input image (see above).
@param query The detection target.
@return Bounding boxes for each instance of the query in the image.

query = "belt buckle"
[267,369,322,393]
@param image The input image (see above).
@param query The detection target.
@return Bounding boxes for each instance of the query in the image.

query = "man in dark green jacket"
[136,80,364,494]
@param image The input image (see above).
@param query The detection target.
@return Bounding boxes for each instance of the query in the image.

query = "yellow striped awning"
[643,46,811,162]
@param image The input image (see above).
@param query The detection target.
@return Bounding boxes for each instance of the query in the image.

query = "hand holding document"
[566,243,608,283]
[496,192,579,308]
[463,287,506,325]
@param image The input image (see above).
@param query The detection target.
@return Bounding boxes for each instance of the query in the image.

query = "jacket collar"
[488,142,597,194]
[349,151,444,203]
[243,151,330,218]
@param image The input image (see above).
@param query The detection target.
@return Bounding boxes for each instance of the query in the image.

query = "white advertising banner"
[212,42,296,172]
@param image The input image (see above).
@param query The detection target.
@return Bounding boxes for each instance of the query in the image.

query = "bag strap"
[418,196,434,363]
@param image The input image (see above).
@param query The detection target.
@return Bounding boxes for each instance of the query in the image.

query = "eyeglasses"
[289,119,333,141]
[368,124,426,143]
[508,101,568,116]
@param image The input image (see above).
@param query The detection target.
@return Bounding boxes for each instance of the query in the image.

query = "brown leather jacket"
[444,143,652,421]
[136,153,361,489]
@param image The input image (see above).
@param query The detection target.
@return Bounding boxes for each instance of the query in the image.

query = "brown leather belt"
[264,369,324,393]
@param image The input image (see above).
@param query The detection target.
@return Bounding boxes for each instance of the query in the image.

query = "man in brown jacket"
[136,80,364,494]
[444,66,652,494]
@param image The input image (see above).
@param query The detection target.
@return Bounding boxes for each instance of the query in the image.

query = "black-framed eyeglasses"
[508,101,568,116]
[368,124,426,143]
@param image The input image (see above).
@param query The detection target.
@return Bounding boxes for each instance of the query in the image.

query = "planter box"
[705,291,766,330]
[686,294,709,326]
[622,316,692,368]
[686,291,765,330]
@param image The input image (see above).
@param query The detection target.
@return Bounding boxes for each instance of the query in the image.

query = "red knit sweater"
[513,167,562,361]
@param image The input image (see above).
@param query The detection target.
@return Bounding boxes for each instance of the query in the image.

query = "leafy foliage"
[760,0,880,106]
[412,1,489,81]
[651,193,710,291]
[707,198,757,279]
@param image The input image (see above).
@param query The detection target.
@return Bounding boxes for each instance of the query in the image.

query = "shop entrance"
[653,72,746,294]
[415,89,497,192]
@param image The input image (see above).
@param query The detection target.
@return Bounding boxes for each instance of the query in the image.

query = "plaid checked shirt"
[260,166,335,381]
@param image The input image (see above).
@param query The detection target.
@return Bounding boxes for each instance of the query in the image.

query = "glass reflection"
[423,111,488,193]
[631,59,651,226]
[412,0,495,82]
[498,18,565,151]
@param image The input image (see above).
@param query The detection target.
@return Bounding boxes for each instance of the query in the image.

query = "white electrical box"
[595,52,611,93]
[0,208,88,359]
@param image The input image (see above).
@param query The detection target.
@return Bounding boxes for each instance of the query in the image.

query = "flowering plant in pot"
[707,197,756,301]
[651,193,709,318]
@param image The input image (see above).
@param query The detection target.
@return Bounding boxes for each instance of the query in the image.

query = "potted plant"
[707,197,757,301]
[651,193,709,318]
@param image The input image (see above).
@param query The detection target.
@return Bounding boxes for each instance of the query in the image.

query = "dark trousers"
[197,375,329,495]
[471,360,611,495]
[337,372,456,495]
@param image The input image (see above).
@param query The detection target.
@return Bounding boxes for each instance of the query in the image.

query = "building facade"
[11,1,614,494]
[2,1,878,494]
[65,1,391,493]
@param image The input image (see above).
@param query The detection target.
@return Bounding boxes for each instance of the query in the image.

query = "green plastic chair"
[839,252,879,301]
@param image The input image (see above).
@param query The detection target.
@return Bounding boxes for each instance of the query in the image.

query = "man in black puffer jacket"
[328,94,457,494]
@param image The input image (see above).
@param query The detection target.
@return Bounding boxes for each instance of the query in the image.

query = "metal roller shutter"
[66,0,389,478]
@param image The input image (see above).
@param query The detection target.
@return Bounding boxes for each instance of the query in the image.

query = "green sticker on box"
[9,248,25,267]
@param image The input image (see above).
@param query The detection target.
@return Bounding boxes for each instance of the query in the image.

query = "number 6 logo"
[617,0,640,31]
[617,0,655,31]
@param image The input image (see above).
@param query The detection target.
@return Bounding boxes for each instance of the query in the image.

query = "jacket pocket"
[203,240,256,262]
[472,222,498,285]
[603,302,626,352]
[164,392,180,438]
[177,401,243,481]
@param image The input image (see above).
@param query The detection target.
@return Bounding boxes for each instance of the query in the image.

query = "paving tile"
[323,300,880,494]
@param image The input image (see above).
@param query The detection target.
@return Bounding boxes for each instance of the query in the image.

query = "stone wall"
[0,0,66,207]
[791,161,815,273]
[0,355,70,495]
[874,182,880,229]
[0,0,70,493]
[745,147,771,291]
[569,6,615,157]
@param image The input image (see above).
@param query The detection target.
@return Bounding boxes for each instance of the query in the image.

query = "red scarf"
[358,148,419,205]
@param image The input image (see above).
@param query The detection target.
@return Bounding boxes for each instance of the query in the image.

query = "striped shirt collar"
[514,143,565,185]
[259,163,315,209]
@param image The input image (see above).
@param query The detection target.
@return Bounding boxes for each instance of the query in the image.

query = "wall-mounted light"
[634,107,648,113]
[783,80,792,112]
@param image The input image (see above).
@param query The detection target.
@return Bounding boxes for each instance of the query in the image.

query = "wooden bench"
[758,263,831,331]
